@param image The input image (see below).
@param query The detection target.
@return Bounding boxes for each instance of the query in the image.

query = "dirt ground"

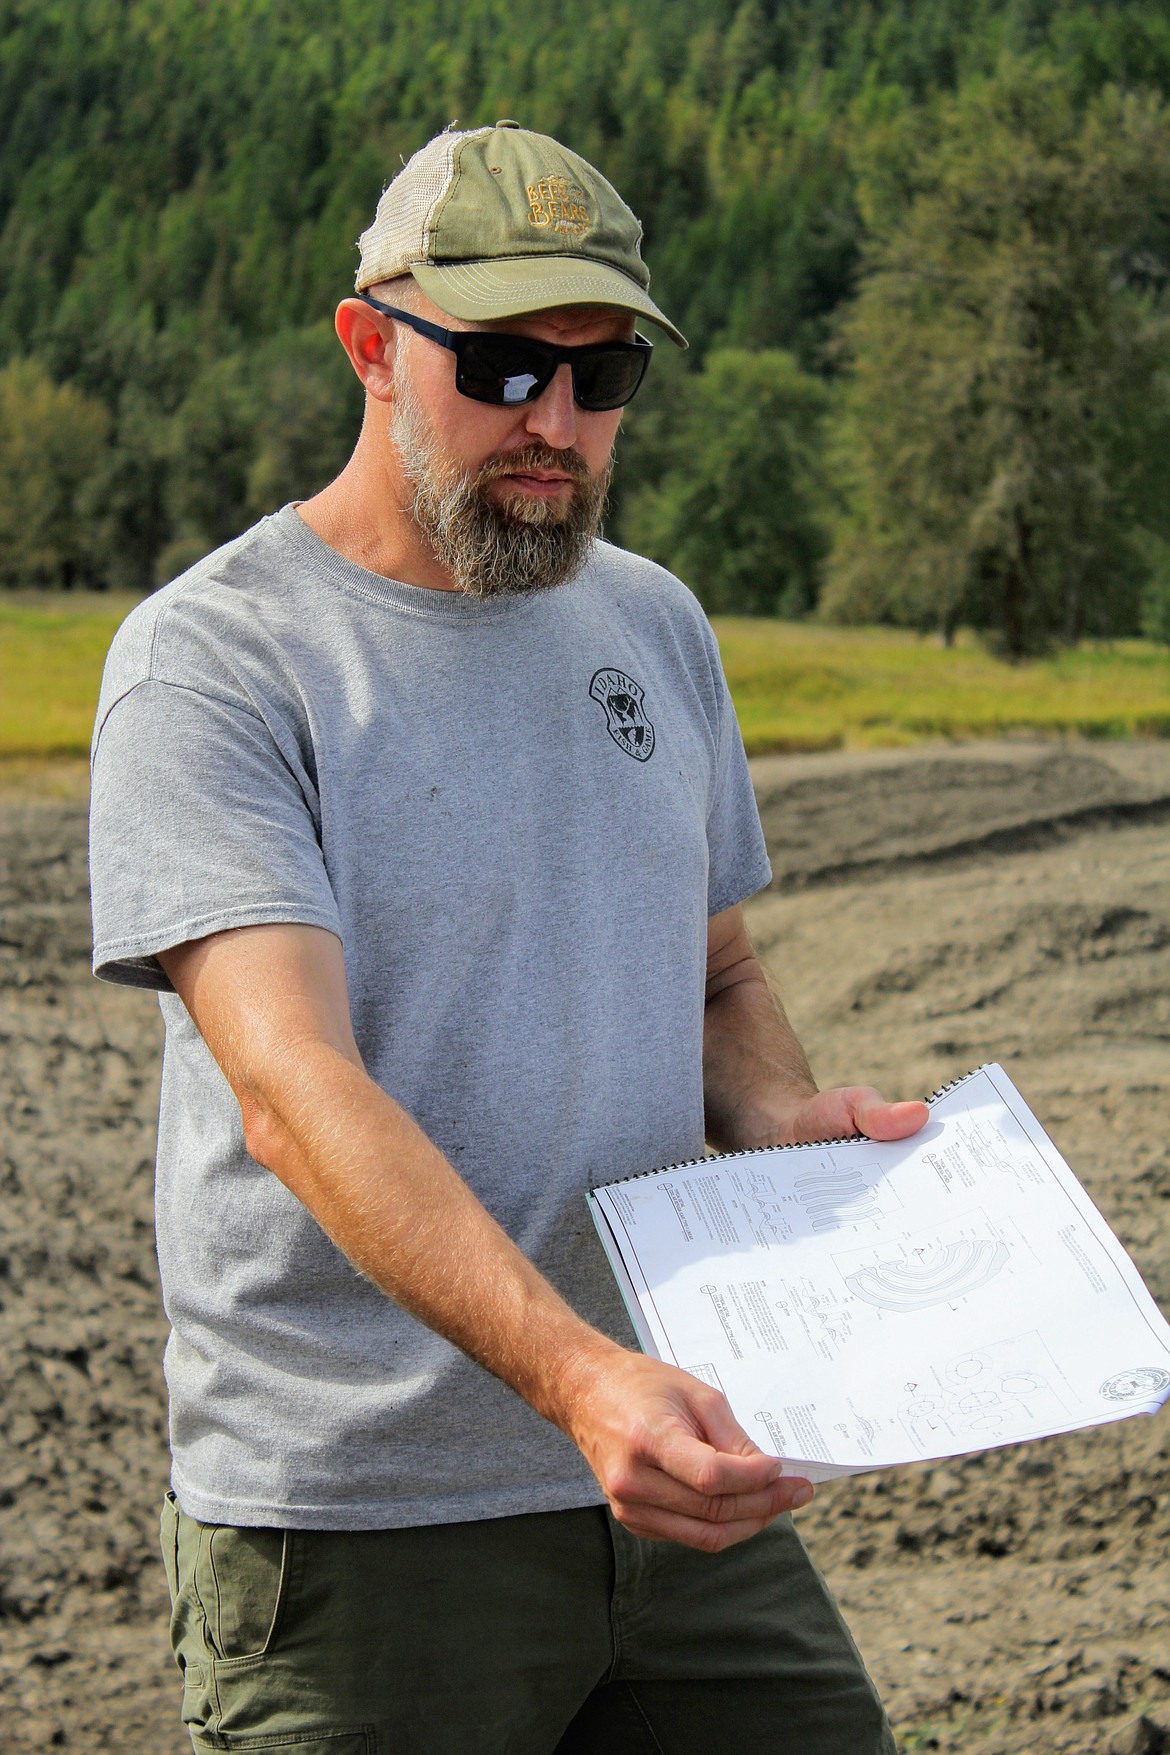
[2,739,1169,1754]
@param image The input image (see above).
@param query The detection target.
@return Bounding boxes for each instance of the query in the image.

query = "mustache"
[476,443,593,487]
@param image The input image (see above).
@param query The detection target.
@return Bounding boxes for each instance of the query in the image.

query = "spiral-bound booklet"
[587,1063,1170,1481]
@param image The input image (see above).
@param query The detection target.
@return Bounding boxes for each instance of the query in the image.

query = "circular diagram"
[1001,1372,1044,1395]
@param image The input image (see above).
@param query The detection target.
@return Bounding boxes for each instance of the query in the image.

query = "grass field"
[1,594,1168,762]
[0,593,143,760]
[714,619,1170,754]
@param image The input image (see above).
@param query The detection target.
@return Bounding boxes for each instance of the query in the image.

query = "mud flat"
[2,740,1169,1753]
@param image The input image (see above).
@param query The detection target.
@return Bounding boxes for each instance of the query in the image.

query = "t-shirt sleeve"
[705,662,772,915]
[90,678,342,990]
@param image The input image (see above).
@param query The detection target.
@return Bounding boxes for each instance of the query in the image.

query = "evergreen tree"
[1,1,1170,605]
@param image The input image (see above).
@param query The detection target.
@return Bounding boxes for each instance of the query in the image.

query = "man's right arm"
[158,920,814,1551]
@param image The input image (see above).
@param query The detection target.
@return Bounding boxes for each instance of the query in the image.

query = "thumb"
[853,1095,930,1141]
[696,1388,768,1459]
[685,1383,786,1483]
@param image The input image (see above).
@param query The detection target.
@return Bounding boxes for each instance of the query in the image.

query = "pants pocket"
[197,1523,295,1662]
[160,1490,181,1606]
[163,1500,301,1746]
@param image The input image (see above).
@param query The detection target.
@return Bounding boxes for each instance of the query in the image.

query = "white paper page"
[588,1065,1170,1480]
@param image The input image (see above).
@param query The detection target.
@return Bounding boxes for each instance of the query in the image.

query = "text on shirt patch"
[589,668,655,762]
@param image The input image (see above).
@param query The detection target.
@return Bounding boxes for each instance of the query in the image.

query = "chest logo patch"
[589,668,655,762]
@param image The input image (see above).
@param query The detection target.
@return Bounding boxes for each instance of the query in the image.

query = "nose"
[523,362,579,450]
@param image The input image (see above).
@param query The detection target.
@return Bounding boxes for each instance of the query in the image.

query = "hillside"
[2,0,1170,644]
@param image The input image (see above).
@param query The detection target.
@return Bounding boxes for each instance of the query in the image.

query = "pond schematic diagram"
[793,1160,887,1231]
[844,1235,1009,1312]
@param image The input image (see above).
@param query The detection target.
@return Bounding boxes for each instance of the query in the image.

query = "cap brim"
[411,257,688,348]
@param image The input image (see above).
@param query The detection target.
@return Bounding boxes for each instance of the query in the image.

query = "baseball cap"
[355,121,687,348]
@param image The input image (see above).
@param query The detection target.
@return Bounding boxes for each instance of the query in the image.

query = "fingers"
[650,1399,784,1498]
[570,1354,817,1552]
[681,1377,777,1465]
[602,1381,815,1549]
[612,1500,804,1552]
[852,1094,930,1140]
[607,1455,812,1529]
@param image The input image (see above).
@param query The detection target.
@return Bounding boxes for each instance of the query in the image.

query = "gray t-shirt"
[89,506,771,1530]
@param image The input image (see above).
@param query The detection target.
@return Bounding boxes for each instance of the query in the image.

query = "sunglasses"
[357,295,652,411]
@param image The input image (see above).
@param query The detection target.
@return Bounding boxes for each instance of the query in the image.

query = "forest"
[2,0,1170,653]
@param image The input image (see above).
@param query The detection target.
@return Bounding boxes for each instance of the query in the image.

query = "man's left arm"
[703,903,929,1150]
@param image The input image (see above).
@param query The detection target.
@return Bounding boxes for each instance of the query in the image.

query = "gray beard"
[390,378,613,598]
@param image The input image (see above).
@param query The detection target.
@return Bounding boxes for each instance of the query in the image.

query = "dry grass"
[2,594,1167,763]
[0,593,143,760]
[711,618,1170,754]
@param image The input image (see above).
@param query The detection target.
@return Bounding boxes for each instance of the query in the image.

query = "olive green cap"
[355,122,687,347]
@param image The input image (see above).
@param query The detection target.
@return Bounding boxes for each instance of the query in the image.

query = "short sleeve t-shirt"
[89,506,771,1530]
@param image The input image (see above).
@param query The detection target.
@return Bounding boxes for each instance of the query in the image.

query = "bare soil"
[2,740,1169,1754]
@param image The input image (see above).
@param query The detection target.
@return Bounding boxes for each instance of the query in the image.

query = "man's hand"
[703,903,929,1151]
[560,1344,813,1550]
[158,920,806,1555]
[764,1084,929,1148]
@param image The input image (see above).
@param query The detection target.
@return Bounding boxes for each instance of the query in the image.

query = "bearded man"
[89,122,925,1754]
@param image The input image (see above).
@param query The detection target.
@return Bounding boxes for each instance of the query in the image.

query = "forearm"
[239,1043,619,1433]
[703,962,819,1150]
[161,922,816,1548]
[702,910,931,1152]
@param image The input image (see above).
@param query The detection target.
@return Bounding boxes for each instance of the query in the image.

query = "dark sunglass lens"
[456,335,555,405]
[572,348,649,411]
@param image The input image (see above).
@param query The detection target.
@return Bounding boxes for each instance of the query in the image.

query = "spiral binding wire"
[594,1063,990,1189]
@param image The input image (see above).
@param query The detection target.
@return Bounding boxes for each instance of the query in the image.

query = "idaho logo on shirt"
[589,668,655,762]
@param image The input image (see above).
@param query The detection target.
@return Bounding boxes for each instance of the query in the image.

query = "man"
[90,122,926,1752]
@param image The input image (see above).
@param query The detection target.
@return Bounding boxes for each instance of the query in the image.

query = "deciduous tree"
[0,359,111,587]
[621,348,829,616]
[824,64,1170,654]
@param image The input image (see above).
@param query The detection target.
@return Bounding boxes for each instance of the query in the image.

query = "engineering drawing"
[845,1236,1009,1312]
[794,1163,884,1231]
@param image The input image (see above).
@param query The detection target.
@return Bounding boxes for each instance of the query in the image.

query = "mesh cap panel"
[356,129,489,289]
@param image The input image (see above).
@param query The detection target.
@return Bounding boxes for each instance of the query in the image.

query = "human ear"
[335,299,398,403]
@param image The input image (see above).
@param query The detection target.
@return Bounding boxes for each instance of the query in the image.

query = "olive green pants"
[161,1494,894,1754]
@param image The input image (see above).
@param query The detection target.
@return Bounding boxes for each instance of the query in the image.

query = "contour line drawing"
[793,1163,884,1231]
[845,1236,1009,1312]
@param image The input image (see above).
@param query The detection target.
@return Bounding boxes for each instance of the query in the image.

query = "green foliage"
[158,324,361,580]
[1,0,1170,612]
[824,64,1170,655]
[621,349,829,616]
[0,358,111,586]
[1136,530,1170,646]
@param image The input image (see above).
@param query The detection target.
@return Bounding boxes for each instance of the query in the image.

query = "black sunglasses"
[357,295,652,411]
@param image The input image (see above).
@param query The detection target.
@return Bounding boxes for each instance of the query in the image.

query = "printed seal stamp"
[1099,1366,1170,1402]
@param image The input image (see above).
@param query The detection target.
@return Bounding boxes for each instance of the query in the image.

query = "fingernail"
[791,1484,814,1510]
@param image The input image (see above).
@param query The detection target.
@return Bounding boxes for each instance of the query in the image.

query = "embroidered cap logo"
[589,668,655,762]
[527,176,592,238]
